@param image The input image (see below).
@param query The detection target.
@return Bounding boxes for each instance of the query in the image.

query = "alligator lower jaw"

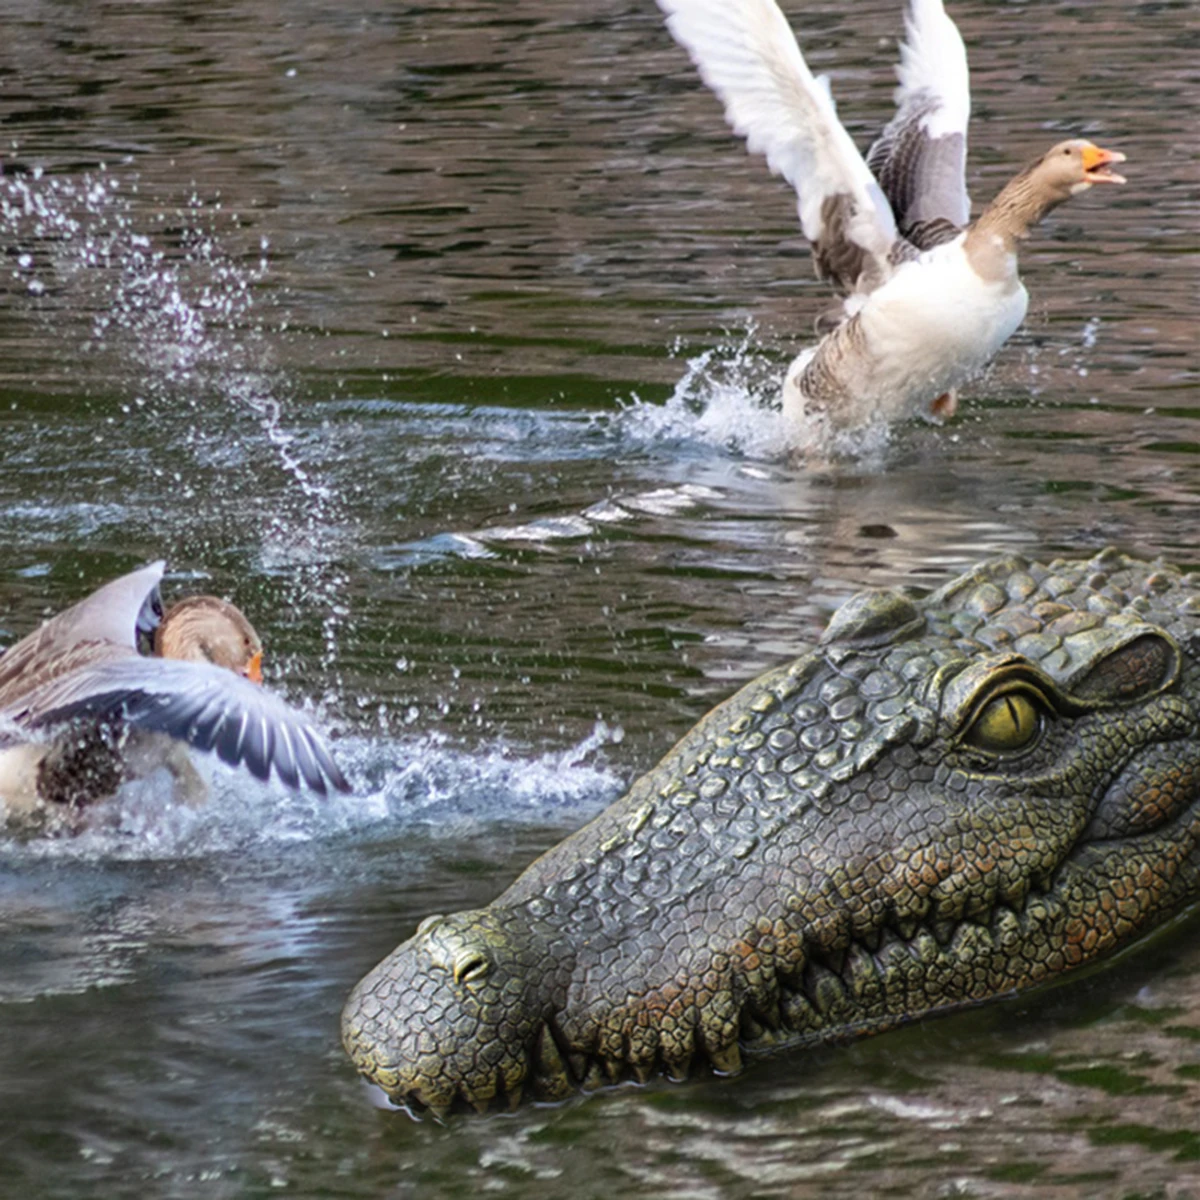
[370,1018,738,1121]
[383,1059,690,1122]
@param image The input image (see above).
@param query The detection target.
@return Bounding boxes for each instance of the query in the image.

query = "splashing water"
[618,328,896,461]
[0,723,626,864]
[619,329,791,457]
[1,162,350,670]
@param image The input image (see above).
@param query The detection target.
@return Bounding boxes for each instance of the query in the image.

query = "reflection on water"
[1,0,1198,1195]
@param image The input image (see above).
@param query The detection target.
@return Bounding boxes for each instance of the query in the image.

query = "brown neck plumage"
[965,162,1071,281]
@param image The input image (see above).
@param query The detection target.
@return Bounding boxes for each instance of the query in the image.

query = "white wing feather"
[896,0,970,144]
[657,0,897,275]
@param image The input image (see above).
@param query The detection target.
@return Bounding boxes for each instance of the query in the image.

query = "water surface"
[1,0,1199,1196]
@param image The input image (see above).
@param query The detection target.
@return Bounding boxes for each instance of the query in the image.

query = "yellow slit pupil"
[969,692,1040,752]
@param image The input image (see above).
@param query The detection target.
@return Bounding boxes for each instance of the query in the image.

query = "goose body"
[0,562,349,829]
[655,0,1126,443]
[786,231,1029,430]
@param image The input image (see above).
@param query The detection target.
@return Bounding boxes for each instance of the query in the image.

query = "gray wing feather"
[867,107,967,248]
[14,657,349,795]
[272,723,301,791]
[867,0,971,249]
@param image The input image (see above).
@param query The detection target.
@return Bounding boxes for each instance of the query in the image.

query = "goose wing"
[9,657,350,796]
[657,0,899,296]
[0,562,165,710]
[866,0,971,249]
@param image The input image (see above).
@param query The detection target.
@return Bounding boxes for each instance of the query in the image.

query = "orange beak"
[244,651,264,685]
[1080,143,1127,184]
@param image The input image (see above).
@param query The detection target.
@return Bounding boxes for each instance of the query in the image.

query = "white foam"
[0,723,626,863]
[619,334,794,459]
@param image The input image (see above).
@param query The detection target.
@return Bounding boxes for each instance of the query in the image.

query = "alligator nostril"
[452,951,491,985]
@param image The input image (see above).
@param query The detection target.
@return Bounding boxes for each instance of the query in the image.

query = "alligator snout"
[341,908,570,1118]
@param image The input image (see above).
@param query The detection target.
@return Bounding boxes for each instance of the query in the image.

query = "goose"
[654,0,1126,443]
[0,562,349,825]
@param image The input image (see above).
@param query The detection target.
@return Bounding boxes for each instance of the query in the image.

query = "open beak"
[1081,143,1127,184]
[244,651,264,685]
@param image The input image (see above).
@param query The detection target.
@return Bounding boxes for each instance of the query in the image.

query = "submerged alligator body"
[343,549,1200,1117]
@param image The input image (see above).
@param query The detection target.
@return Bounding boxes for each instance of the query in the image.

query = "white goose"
[654,0,1126,442]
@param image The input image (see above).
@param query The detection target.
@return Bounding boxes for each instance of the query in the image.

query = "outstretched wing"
[866,0,970,249]
[10,657,350,796]
[0,561,165,710]
[657,0,899,296]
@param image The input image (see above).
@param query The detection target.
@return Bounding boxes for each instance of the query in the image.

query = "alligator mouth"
[363,727,1200,1121]
[376,822,1200,1121]
[373,1014,630,1121]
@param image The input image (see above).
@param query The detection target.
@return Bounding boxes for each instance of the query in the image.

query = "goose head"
[153,596,264,683]
[1034,139,1127,201]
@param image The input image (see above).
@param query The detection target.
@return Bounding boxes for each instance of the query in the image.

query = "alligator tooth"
[708,1042,743,1076]
[459,1073,498,1116]
[498,1063,528,1107]
[632,1061,654,1084]
[581,1061,607,1092]
[803,961,848,1018]
[741,1014,765,1040]
[780,989,817,1032]
[536,1024,569,1088]
[664,1055,692,1083]
[506,1084,524,1112]
[843,944,883,1002]
[427,1098,453,1123]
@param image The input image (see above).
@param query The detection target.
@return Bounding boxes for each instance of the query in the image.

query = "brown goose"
[0,562,349,821]
[655,0,1126,443]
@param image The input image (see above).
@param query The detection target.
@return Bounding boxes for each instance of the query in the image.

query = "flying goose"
[654,0,1126,441]
[0,562,349,821]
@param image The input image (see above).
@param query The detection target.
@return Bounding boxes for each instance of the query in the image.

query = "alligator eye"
[964,690,1043,754]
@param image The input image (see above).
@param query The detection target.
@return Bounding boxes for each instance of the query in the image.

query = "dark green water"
[1,0,1198,1195]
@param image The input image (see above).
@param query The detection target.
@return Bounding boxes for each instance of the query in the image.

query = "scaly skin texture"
[343,549,1200,1117]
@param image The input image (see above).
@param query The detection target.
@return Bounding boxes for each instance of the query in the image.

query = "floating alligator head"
[343,549,1200,1117]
